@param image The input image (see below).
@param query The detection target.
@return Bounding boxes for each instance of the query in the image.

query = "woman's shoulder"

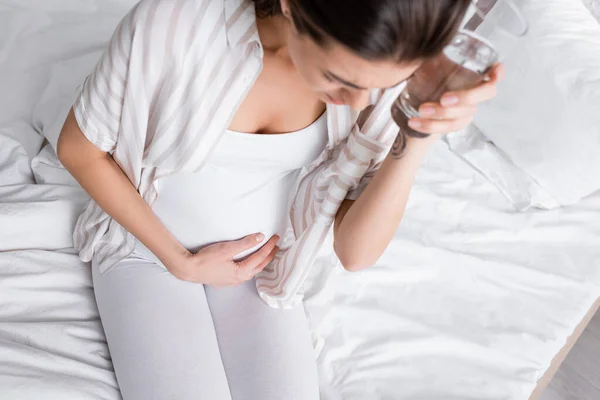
[133,0,227,20]
[126,0,230,55]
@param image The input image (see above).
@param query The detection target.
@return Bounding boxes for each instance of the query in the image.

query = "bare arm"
[333,133,438,272]
[58,109,278,284]
[333,65,503,271]
[57,109,191,271]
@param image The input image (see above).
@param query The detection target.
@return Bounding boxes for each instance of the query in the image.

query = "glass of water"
[391,0,528,146]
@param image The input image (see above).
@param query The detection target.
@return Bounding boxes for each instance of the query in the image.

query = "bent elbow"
[334,243,374,272]
[57,119,79,167]
[56,133,69,165]
[340,261,370,272]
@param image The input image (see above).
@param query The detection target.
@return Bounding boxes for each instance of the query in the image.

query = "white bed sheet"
[1,1,600,399]
[305,142,600,399]
[2,138,599,400]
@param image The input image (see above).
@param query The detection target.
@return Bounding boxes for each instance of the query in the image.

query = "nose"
[347,90,371,111]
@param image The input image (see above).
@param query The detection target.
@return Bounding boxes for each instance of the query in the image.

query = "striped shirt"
[73,0,404,308]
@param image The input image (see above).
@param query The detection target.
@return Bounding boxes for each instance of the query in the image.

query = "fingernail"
[420,106,435,116]
[256,233,265,242]
[441,96,458,106]
[408,119,422,129]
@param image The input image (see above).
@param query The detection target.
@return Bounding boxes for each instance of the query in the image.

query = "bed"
[1,1,600,399]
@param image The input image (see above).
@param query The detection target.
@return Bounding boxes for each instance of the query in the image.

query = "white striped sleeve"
[346,170,376,200]
[345,90,401,201]
[73,6,137,153]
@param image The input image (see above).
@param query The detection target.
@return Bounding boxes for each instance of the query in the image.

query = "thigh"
[92,256,232,400]
[205,280,320,400]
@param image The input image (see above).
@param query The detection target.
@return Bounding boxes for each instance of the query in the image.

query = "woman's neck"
[255,14,289,52]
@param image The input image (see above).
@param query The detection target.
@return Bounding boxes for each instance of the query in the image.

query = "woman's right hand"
[58,111,280,286]
[167,233,280,287]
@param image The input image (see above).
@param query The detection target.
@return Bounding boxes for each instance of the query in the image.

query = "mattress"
[1,1,600,399]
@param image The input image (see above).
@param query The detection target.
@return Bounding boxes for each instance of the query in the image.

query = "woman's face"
[284,17,422,111]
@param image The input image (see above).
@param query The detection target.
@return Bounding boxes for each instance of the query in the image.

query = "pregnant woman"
[57,0,501,399]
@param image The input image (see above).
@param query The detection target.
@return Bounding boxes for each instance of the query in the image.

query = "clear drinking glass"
[391,0,528,144]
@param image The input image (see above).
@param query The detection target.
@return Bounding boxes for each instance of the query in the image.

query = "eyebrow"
[325,70,408,90]
[326,71,366,90]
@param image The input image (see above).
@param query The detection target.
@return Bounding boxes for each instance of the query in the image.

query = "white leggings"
[92,255,320,400]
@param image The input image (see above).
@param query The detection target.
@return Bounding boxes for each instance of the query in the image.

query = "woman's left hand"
[408,63,504,135]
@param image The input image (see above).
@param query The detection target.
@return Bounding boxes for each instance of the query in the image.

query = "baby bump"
[150,165,297,259]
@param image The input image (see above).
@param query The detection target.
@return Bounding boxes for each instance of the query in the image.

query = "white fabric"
[2,131,600,399]
[449,0,600,208]
[305,142,600,399]
[66,0,401,308]
[133,114,327,261]
[3,1,600,399]
[583,0,600,20]
[91,257,319,400]
[98,115,325,400]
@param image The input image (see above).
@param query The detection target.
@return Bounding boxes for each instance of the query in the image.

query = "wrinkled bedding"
[583,0,600,20]
[3,134,600,400]
[1,1,600,399]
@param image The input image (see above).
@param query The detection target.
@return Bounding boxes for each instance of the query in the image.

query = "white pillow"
[1,0,138,153]
[582,0,600,21]
[448,0,600,208]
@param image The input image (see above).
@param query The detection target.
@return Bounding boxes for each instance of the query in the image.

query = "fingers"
[490,63,505,81]
[411,102,476,134]
[408,64,504,135]
[224,232,266,255]
[220,244,278,287]
[252,245,279,274]
[232,244,279,284]
[439,63,503,107]
[408,116,474,135]
[440,80,496,107]
[419,102,477,120]
[235,235,279,271]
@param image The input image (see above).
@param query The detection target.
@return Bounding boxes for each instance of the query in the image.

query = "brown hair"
[250,0,470,62]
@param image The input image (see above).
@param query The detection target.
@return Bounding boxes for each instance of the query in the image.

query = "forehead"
[309,37,422,89]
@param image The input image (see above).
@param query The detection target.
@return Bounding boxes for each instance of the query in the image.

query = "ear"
[280,0,291,18]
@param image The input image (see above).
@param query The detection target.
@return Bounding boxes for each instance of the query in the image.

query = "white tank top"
[135,113,328,261]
